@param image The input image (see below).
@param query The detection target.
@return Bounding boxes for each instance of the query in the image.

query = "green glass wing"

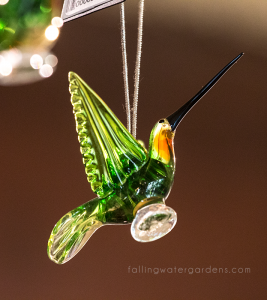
[69,72,148,198]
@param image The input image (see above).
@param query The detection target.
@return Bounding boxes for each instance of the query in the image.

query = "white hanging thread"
[132,0,144,139]
[120,0,145,138]
[120,3,131,133]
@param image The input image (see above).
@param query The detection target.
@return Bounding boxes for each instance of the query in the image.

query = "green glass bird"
[48,53,243,264]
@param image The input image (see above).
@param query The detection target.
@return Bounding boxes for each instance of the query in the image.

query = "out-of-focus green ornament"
[0,0,53,50]
[0,0,62,85]
[47,53,243,264]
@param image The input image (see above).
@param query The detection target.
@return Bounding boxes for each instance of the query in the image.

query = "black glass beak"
[166,52,244,132]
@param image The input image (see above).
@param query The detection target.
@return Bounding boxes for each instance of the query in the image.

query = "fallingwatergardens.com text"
[128,266,250,275]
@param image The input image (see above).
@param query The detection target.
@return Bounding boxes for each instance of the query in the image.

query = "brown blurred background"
[0,0,267,299]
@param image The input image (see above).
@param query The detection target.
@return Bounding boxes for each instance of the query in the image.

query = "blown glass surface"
[48,73,176,264]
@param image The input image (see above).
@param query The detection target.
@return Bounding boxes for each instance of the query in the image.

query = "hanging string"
[120,0,145,138]
[120,2,131,133]
[132,0,145,138]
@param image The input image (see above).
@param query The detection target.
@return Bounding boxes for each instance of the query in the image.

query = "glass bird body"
[48,73,176,264]
[48,53,243,264]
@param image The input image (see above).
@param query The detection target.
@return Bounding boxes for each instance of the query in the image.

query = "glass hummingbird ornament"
[48,53,243,264]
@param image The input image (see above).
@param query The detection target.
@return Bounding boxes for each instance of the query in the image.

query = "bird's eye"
[159,119,165,123]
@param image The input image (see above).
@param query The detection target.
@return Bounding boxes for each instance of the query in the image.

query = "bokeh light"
[30,54,43,69]
[52,17,63,28]
[39,64,53,78]
[0,55,4,67]
[45,54,58,67]
[0,59,12,76]
[45,25,59,41]
[2,48,22,67]
[0,0,9,5]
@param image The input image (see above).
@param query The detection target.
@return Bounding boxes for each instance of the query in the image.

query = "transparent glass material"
[48,72,177,264]
[48,54,244,264]
[131,203,177,242]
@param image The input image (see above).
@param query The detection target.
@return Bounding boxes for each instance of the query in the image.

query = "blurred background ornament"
[0,0,63,85]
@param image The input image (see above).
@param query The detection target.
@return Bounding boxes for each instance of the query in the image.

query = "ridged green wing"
[69,72,147,198]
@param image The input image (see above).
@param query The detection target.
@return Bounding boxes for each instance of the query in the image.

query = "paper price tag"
[61,0,125,22]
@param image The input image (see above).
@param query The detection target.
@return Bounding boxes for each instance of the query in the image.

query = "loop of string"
[120,0,145,138]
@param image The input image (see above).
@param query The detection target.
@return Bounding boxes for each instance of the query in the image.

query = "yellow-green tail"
[47,198,103,264]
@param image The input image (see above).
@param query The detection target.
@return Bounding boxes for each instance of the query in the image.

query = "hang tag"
[61,0,125,22]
